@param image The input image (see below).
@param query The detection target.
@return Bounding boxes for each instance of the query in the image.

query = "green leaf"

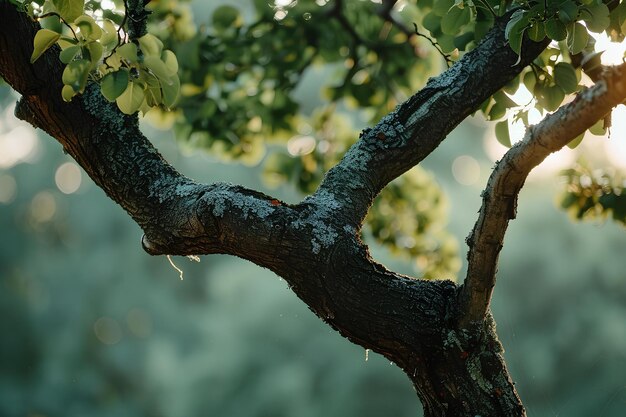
[143,55,175,84]
[138,33,163,57]
[161,73,181,109]
[61,84,76,102]
[495,120,511,148]
[558,0,579,24]
[30,28,61,63]
[100,69,129,102]
[523,71,536,92]
[541,85,565,111]
[57,35,78,50]
[59,44,81,64]
[52,0,84,22]
[116,81,145,114]
[589,119,606,136]
[567,132,584,149]
[582,3,610,33]
[566,22,589,54]
[527,21,545,42]
[422,12,441,33]
[553,62,578,93]
[505,10,528,55]
[433,0,455,17]
[436,34,456,53]
[117,42,138,63]
[101,19,118,50]
[61,58,90,92]
[161,50,179,75]
[441,6,471,35]
[454,31,475,51]
[75,14,102,41]
[545,18,567,41]
[85,41,103,68]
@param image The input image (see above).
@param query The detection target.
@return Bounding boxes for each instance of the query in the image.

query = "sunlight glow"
[482,28,626,179]
[593,33,626,66]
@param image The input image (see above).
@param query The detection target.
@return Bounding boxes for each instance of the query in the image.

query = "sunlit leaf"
[143,55,174,84]
[101,69,129,102]
[161,74,180,109]
[117,42,138,63]
[59,44,81,64]
[138,33,163,57]
[582,3,610,33]
[567,132,584,149]
[554,62,578,93]
[116,80,145,114]
[30,28,60,63]
[566,22,589,55]
[52,0,83,22]
[495,120,511,148]
[61,58,90,92]
[61,84,76,101]
[75,14,102,41]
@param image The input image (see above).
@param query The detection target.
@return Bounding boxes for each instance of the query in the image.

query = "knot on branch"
[141,234,160,255]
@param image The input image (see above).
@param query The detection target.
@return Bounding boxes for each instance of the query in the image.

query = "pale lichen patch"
[294,190,344,254]
[204,183,275,220]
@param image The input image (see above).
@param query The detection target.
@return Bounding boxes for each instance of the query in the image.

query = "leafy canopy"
[15,0,626,277]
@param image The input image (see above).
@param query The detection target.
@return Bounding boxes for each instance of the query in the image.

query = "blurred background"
[3,1,626,416]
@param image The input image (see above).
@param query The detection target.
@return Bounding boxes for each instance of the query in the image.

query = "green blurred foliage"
[559,160,626,224]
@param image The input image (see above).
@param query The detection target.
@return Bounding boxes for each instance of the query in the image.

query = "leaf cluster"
[29,0,181,114]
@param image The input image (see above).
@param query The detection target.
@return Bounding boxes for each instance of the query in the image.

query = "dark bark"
[9,2,624,416]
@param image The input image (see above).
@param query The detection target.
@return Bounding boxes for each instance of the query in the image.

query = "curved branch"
[316,15,550,225]
[459,63,626,328]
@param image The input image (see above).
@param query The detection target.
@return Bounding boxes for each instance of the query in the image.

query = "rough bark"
[3,2,625,416]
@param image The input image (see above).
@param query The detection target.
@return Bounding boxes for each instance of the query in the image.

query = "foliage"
[560,160,626,224]
[16,0,626,276]
[26,0,180,114]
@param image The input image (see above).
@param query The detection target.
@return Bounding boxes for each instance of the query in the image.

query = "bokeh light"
[0,174,17,204]
[54,162,82,194]
[94,317,123,345]
[451,155,480,185]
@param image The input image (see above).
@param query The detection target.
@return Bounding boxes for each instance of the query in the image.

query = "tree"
[1,0,626,415]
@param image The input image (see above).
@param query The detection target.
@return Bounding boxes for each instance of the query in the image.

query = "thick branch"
[0,2,554,414]
[317,15,550,225]
[459,64,626,328]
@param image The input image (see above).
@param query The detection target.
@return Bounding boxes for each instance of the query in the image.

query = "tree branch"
[0,2,561,413]
[459,63,626,328]
[316,15,549,225]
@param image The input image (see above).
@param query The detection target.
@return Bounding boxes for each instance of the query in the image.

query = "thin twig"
[36,12,78,39]
[412,23,452,67]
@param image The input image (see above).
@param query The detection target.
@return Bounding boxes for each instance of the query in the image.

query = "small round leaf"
[101,69,129,102]
[30,28,61,63]
[554,62,579,93]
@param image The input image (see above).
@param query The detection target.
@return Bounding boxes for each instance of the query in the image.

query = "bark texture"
[3,2,626,416]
